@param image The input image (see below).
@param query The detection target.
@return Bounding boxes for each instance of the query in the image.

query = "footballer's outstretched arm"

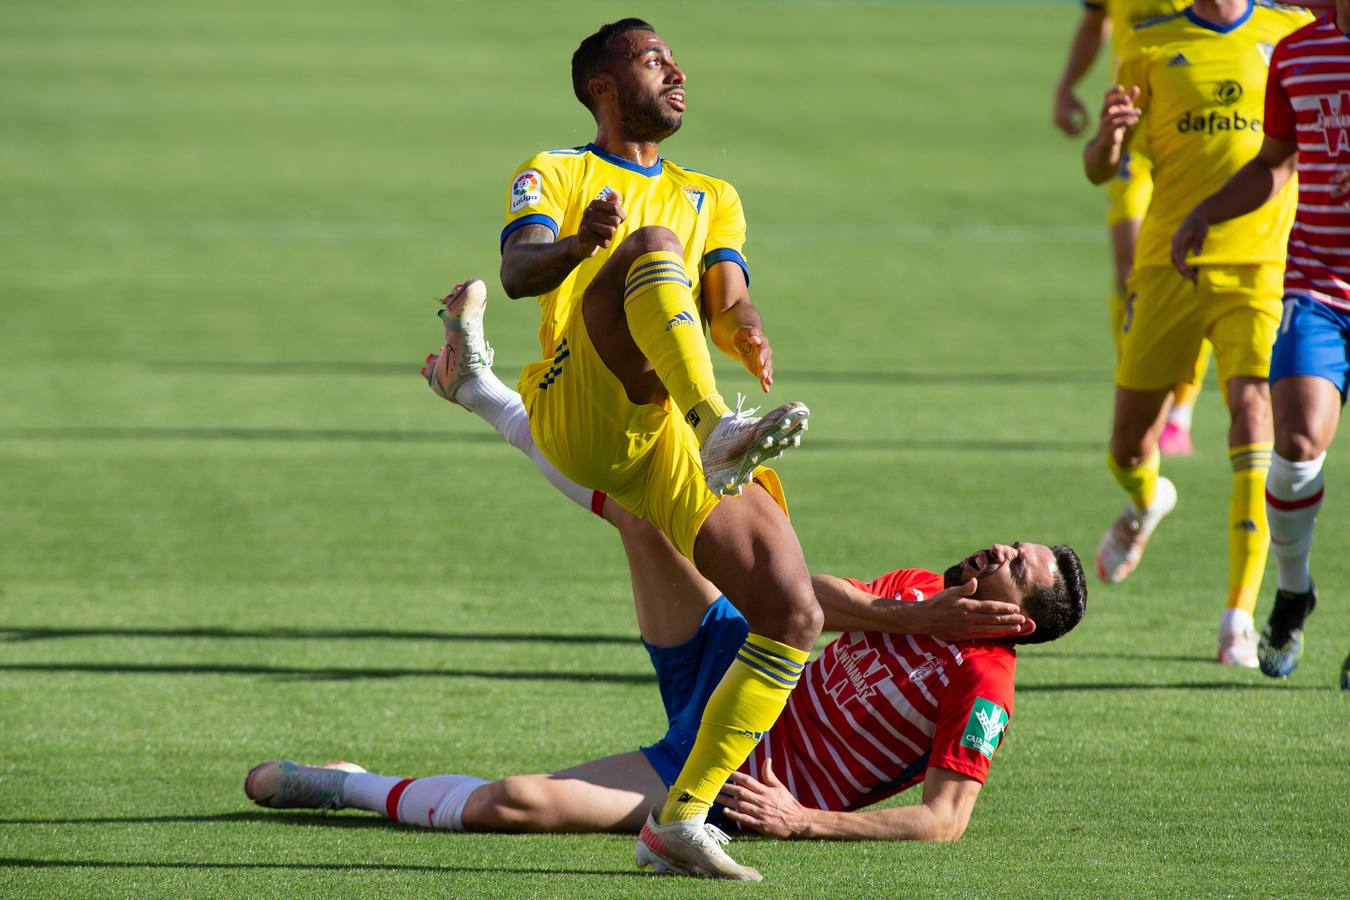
[1171,135,1299,280]
[811,574,1027,642]
[721,761,982,841]
[700,260,773,393]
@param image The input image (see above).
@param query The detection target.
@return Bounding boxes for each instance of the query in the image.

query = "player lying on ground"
[246,532,1083,844]
[1171,0,1350,681]
[247,287,1087,847]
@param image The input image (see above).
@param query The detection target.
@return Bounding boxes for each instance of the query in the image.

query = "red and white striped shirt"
[743,569,1016,812]
[1267,15,1350,311]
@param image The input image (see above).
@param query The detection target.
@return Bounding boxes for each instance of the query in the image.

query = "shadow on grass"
[0,662,655,684]
[0,426,1099,454]
[0,856,642,877]
[0,626,633,646]
[1018,681,1327,692]
[1022,650,1215,663]
[143,359,1111,387]
[0,811,390,828]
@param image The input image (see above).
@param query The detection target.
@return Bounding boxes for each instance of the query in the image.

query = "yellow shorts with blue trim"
[1117,264,1282,392]
[1106,151,1152,226]
[519,309,786,561]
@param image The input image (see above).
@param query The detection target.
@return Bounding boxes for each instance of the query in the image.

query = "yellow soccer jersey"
[501,143,748,359]
[1116,1,1313,268]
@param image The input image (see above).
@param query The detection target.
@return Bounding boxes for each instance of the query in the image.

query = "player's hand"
[719,759,811,838]
[911,578,1028,642]
[1171,206,1210,282]
[1332,168,1350,205]
[1054,86,1089,136]
[1096,84,1141,145]
[574,190,626,259]
[732,325,773,392]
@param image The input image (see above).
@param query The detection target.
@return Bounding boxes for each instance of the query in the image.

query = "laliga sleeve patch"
[510,169,543,213]
[960,697,1008,760]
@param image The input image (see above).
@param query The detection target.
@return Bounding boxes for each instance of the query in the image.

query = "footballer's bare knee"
[463,776,551,830]
[618,225,682,259]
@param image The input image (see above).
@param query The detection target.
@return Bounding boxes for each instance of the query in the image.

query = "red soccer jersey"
[742,568,1017,812]
[1266,15,1350,311]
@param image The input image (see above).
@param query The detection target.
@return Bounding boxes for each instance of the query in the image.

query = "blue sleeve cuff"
[500,214,559,253]
[702,248,749,286]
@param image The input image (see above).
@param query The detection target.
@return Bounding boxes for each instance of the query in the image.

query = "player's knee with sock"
[1266,451,1325,593]
[1227,442,1273,615]
[622,251,729,444]
[659,633,809,824]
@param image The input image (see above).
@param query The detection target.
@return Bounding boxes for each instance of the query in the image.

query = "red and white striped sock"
[1266,451,1325,593]
[342,772,488,831]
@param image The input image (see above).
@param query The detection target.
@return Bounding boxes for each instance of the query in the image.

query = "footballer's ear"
[588,72,616,106]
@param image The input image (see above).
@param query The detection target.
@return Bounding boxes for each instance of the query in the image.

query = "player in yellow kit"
[486,18,818,880]
[1054,0,1213,455]
[1083,0,1312,665]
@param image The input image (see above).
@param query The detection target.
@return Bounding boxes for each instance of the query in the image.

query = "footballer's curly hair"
[1010,544,1087,645]
[571,18,656,113]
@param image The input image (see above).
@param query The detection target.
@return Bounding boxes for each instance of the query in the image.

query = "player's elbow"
[923,807,969,842]
[499,264,529,300]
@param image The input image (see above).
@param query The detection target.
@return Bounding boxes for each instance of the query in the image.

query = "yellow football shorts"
[1117,263,1283,392]
[1106,151,1153,226]
[519,309,786,561]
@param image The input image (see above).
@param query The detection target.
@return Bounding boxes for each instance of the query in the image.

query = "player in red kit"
[246,540,1086,844]
[1173,0,1350,681]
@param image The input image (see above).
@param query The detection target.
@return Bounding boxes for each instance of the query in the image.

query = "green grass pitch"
[2,0,1347,896]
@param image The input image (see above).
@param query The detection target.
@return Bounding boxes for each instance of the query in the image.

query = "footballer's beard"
[616,89,683,143]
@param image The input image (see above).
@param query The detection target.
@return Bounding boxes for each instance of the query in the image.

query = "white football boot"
[1217,609,1259,669]
[636,810,762,881]
[701,395,809,497]
[244,759,366,810]
[422,279,493,405]
[1095,476,1178,583]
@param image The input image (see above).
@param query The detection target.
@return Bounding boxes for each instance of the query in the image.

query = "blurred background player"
[1083,0,1313,666]
[493,19,819,879]
[1053,0,1213,456]
[1172,0,1350,681]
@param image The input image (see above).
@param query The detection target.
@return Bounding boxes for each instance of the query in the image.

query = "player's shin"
[1108,448,1161,512]
[343,772,488,830]
[622,252,729,444]
[1266,451,1325,594]
[658,634,808,824]
[1227,443,1274,614]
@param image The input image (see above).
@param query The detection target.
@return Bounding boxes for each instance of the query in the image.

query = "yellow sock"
[622,252,729,444]
[1228,442,1273,614]
[658,633,809,823]
[1172,379,1201,410]
[1108,449,1160,513]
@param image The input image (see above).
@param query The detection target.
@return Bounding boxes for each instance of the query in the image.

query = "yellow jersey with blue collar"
[501,143,749,360]
[1092,0,1190,51]
[1116,0,1313,268]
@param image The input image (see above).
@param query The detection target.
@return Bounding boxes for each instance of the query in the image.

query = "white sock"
[341,772,488,831]
[1167,402,1194,431]
[1266,452,1325,593]
[341,772,405,814]
[1220,607,1254,638]
[456,370,598,514]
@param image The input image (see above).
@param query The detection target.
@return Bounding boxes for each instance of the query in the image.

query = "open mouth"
[665,89,686,111]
